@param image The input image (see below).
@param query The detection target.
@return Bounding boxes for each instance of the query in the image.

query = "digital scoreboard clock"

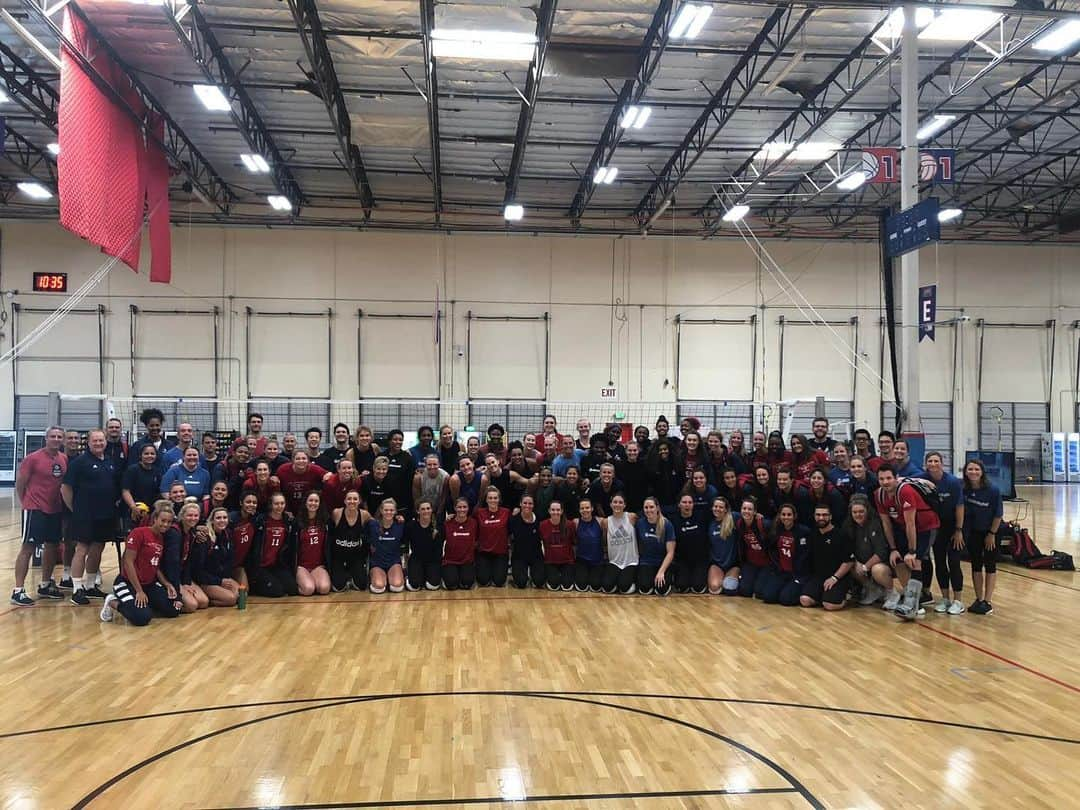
[32,272,68,293]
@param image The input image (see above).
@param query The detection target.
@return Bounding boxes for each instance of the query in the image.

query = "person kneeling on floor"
[800,505,854,610]
[100,502,183,626]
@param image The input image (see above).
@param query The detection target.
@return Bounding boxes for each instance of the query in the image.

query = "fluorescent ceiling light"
[593,166,618,185]
[837,171,866,191]
[722,204,750,223]
[917,113,956,141]
[938,207,963,223]
[193,84,230,112]
[755,141,839,162]
[17,182,52,200]
[880,7,934,38]
[503,203,524,221]
[919,9,1001,42]
[0,89,8,104]
[46,143,60,156]
[240,154,270,173]
[620,105,652,130]
[1033,19,1080,53]
[267,195,292,212]
[671,3,712,39]
[431,29,535,61]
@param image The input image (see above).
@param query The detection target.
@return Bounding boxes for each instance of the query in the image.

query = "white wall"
[1,220,1077,465]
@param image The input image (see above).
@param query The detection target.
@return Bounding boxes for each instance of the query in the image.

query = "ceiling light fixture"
[755,141,839,161]
[267,195,292,212]
[193,83,231,112]
[1033,19,1080,53]
[917,113,956,141]
[0,89,8,104]
[880,7,934,38]
[918,9,1001,42]
[938,207,963,223]
[431,29,536,61]
[503,203,524,221]
[17,182,52,200]
[593,166,619,185]
[46,143,60,156]
[722,204,750,223]
[837,171,866,191]
[620,105,652,130]
[240,154,270,173]
[671,3,712,39]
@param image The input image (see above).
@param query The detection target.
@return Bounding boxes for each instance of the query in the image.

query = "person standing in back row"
[11,426,68,606]
[62,429,117,606]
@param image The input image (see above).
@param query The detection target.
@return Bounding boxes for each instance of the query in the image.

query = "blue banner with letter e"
[919,284,937,342]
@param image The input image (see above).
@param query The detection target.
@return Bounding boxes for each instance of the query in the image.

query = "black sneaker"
[83,586,108,600]
[919,591,934,605]
[37,582,63,600]
[70,588,90,606]
[58,577,74,590]
[10,589,34,607]
[981,601,994,615]
[969,599,991,615]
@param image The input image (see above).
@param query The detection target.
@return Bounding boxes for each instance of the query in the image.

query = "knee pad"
[722,576,739,593]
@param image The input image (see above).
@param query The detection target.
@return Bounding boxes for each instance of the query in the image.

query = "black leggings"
[475,552,509,587]
[636,564,672,596]
[574,561,605,591]
[673,562,708,594]
[967,530,998,573]
[738,562,765,598]
[113,579,179,626]
[933,532,964,593]
[511,558,545,589]
[407,556,441,589]
[330,554,369,591]
[442,563,476,590]
[756,569,801,606]
[602,564,637,594]
[545,563,574,590]
[249,566,299,598]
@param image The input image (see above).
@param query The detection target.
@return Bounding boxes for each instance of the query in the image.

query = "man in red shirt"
[12,426,68,605]
[875,464,940,619]
[275,450,327,514]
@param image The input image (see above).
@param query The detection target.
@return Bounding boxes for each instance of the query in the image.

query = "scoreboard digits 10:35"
[32,272,68,293]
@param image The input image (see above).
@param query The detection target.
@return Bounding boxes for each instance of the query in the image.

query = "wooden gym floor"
[0,486,1077,810]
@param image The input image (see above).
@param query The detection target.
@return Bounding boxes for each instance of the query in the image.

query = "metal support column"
[899,4,920,434]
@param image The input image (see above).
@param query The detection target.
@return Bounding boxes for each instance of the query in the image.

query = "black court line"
[998,566,1080,592]
[4,689,1077,747]
[71,692,823,810]
[207,787,800,809]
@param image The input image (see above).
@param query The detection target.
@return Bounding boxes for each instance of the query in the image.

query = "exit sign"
[600,387,617,399]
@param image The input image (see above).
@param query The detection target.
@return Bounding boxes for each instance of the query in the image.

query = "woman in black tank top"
[328,490,370,591]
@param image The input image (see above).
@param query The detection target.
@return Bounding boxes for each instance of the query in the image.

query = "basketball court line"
[998,566,1080,592]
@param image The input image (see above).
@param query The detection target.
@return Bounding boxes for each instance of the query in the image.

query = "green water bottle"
[237,585,247,610]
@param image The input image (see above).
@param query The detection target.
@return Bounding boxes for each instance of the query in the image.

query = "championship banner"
[919,284,937,342]
[918,148,955,183]
[861,147,899,183]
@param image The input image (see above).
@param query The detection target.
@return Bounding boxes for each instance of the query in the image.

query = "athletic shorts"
[67,516,117,544]
[801,574,851,605]
[895,529,935,560]
[23,510,63,545]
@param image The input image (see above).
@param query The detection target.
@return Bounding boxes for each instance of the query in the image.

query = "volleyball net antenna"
[43,394,866,445]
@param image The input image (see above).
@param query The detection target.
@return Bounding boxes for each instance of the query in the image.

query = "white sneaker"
[947,600,966,615]
[882,591,901,611]
[424,581,440,591]
[99,594,116,623]
[934,597,951,613]
[858,584,883,606]
[625,583,636,594]
[405,580,419,592]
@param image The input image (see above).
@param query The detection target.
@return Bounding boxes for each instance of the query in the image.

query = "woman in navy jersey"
[671,494,709,594]
[746,465,777,519]
[405,499,442,591]
[442,497,478,590]
[634,496,676,595]
[295,491,331,596]
[601,493,638,594]
[706,497,740,595]
[229,491,259,590]
[963,459,1003,615]
[715,467,745,512]
[647,441,682,511]
[464,436,482,468]
[474,487,511,587]
[189,507,240,607]
[172,502,210,613]
[328,490,370,591]
[734,498,771,597]
[361,457,392,514]
[366,498,405,594]
[805,468,846,526]
[704,430,728,482]
[726,430,750,475]
[509,494,545,589]
[846,456,878,498]
[681,468,718,513]
[248,492,298,598]
[540,500,576,591]
[448,457,487,513]
[573,499,605,592]
[756,504,809,606]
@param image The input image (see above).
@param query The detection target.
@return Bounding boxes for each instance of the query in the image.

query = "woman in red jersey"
[442,497,477,590]
[295,491,331,596]
[248,492,298,597]
[541,500,577,591]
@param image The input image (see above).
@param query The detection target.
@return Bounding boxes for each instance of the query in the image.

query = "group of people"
[10,410,1005,627]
